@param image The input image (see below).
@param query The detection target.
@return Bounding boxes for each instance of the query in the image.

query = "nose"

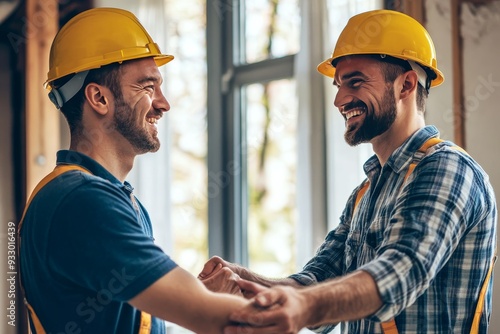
[153,86,170,113]
[334,85,351,110]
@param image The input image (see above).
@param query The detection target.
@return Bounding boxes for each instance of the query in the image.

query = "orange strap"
[18,164,152,334]
[353,138,494,333]
[380,320,398,334]
[470,253,497,334]
[139,312,152,334]
[354,181,397,333]
[18,164,91,230]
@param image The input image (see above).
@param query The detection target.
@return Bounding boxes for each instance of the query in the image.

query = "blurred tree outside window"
[243,0,300,63]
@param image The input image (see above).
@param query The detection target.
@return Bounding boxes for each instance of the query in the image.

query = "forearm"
[130,267,250,334]
[302,270,382,327]
[187,292,250,333]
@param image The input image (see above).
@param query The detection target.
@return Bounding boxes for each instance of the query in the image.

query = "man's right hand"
[198,256,239,278]
[199,263,243,296]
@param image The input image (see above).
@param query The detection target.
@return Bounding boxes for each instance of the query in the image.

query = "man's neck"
[70,141,135,183]
[371,118,425,166]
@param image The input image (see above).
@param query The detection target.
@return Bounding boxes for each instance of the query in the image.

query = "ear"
[84,83,111,116]
[398,70,418,99]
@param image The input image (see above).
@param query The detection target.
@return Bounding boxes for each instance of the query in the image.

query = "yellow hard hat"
[46,7,174,87]
[317,9,444,88]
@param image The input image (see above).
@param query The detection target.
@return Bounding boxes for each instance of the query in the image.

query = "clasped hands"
[198,256,307,334]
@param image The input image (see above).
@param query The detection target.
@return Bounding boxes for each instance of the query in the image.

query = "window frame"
[206,0,329,268]
[206,0,299,265]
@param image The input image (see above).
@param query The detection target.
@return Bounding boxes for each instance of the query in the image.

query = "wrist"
[302,288,321,327]
[232,263,249,279]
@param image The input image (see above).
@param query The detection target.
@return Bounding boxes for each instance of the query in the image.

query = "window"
[207,0,301,277]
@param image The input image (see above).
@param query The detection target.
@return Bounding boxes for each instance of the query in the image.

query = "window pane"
[327,0,383,42]
[243,0,300,63]
[244,79,298,276]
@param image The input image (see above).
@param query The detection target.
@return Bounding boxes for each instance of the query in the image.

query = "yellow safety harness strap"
[18,164,91,229]
[354,181,398,333]
[380,320,398,334]
[139,312,152,334]
[18,164,152,334]
[353,138,494,334]
[470,253,497,334]
[25,303,46,334]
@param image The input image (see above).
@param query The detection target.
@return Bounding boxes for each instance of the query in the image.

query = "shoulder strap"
[139,313,152,334]
[18,164,152,334]
[18,164,91,232]
[18,164,91,334]
[354,138,445,216]
[470,253,497,334]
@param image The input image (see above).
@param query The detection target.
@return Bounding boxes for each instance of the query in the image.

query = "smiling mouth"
[146,117,158,125]
[343,107,365,121]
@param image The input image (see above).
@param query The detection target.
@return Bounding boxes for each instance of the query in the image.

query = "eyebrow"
[137,76,162,85]
[334,71,369,86]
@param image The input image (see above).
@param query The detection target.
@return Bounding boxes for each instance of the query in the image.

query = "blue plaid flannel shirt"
[290,126,497,333]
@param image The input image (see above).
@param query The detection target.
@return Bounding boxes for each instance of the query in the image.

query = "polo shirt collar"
[56,150,128,190]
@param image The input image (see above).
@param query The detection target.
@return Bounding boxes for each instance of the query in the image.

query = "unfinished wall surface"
[427,0,500,331]
[425,0,455,141]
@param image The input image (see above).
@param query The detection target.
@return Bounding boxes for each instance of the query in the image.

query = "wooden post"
[385,0,424,23]
[403,0,425,23]
[25,0,60,195]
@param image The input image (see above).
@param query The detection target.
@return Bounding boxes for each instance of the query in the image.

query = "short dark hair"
[51,63,122,138]
[370,55,429,113]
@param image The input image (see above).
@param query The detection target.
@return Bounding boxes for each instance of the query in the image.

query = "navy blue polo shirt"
[19,150,177,334]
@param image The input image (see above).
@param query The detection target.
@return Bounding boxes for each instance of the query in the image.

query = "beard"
[344,85,397,146]
[113,94,161,154]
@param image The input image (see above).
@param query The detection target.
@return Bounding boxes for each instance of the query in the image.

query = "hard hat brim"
[45,54,174,89]
[317,55,444,88]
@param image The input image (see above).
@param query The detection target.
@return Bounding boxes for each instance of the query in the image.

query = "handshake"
[197,256,312,334]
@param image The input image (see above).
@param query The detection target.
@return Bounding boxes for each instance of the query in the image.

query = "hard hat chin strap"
[407,60,430,92]
[48,70,89,109]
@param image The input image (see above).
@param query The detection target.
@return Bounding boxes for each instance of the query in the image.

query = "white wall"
[426,0,500,331]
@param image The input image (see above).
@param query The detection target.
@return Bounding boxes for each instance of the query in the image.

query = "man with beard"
[18,7,252,334]
[198,9,497,334]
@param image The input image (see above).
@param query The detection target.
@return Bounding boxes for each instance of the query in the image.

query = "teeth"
[146,118,158,124]
[344,108,365,120]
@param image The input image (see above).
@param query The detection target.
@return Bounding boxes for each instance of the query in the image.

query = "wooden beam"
[451,0,466,148]
[25,0,60,194]
[385,0,424,23]
[403,0,425,24]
